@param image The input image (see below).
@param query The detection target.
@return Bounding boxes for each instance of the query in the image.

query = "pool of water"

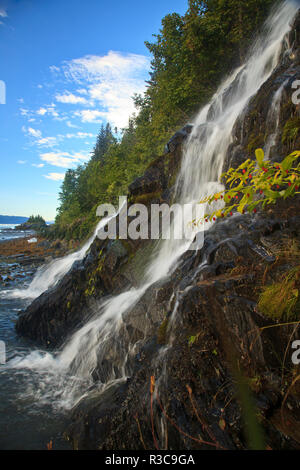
[0,264,71,450]
[0,225,35,243]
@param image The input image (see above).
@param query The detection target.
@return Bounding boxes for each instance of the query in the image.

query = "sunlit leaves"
[199,150,300,223]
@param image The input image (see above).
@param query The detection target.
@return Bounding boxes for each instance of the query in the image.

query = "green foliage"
[247,133,265,154]
[91,123,116,162]
[197,150,300,223]
[258,267,300,321]
[234,369,266,450]
[188,332,200,346]
[27,215,46,228]
[132,191,162,205]
[25,214,47,234]
[27,214,46,224]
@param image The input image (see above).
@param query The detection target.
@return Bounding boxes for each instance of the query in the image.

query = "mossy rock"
[247,133,265,154]
[132,191,162,205]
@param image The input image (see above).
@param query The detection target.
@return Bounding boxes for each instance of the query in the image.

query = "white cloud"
[32,163,45,168]
[20,108,29,116]
[23,125,60,149]
[77,88,88,95]
[56,92,88,105]
[37,107,47,116]
[17,160,27,164]
[37,136,58,147]
[63,51,149,82]
[60,51,150,128]
[61,132,94,139]
[74,109,103,123]
[36,104,59,118]
[50,65,60,74]
[0,8,7,18]
[26,127,42,138]
[77,132,94,138]
[40,151,89,168]
[43,172,65,181]
[66,120,79,128]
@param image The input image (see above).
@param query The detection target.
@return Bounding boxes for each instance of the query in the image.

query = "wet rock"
[128,166,164,197]
[164,124,193,153]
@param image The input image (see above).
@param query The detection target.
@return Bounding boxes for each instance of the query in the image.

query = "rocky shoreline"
[0,236,68,286]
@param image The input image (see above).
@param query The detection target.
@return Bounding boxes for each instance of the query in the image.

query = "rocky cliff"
[16,11,300,450]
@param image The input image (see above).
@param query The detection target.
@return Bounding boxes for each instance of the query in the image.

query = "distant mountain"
[0,215,28,224]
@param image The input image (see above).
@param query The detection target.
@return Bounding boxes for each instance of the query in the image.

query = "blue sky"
[0,0,187,221]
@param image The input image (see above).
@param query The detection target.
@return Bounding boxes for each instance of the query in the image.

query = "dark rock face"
[164,124,193,153]
[128,166,164,198]
[16,12,300,450]
[129,125,190,204]
[16,237,131,347]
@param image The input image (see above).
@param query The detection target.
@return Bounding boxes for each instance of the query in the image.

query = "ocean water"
[0,225,34,242]
[0,267,70,449]
[0,224,17,230]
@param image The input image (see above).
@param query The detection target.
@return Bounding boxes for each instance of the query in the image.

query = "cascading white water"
[6,209,122,300]
[5,1,299,409]
[264,79,289,158]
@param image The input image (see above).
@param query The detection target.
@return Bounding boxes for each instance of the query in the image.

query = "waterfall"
[264,79,289,159]
[6,209,123,300]
[5,1,299,410]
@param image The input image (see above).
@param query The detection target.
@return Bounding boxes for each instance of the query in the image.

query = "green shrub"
[197,149,300,222]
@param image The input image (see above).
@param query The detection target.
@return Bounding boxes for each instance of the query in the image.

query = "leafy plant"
[197,149,300,223]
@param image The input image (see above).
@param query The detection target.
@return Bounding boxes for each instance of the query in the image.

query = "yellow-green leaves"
[255,148,264,168]
[198,150,300,224]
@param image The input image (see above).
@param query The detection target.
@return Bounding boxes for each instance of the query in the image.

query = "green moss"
[132,191,162,205]
[282,117,300,147]
[247,133,265,154]
[84,285,95,297]
[258,267,300,321]
[157,317,169,344]
[67,301,71,310]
